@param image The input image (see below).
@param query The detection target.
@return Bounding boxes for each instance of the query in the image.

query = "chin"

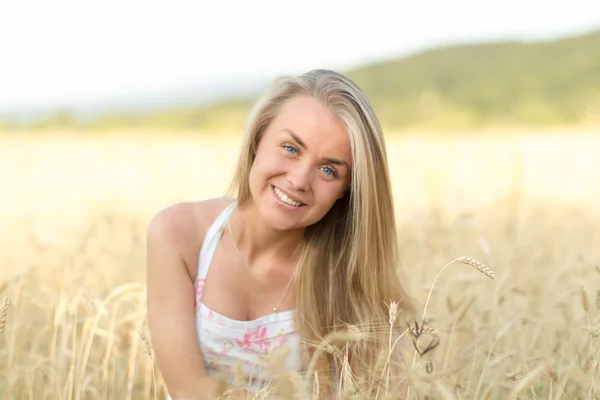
[263,205,304,231]
[254,185,306,230]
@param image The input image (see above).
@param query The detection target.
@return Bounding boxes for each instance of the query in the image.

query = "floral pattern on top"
[194,278,205,312]
[235,325,272,353]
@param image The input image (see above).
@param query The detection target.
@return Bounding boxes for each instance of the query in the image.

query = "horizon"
[1,0,600,119]
[3,26,598,125]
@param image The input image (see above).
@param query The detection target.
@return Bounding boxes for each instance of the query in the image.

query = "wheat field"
[1,130,600,399]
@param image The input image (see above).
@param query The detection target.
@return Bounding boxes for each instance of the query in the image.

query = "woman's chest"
[199,247,296,321]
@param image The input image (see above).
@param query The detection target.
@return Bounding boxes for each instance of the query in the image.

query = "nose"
[287,163,312,192]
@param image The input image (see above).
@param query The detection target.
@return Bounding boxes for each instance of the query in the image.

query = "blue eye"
[283,145,297,155]
[322,167,339,178]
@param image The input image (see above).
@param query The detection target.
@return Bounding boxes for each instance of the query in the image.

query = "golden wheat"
[508,363,549,399]
[138,326,152,358]
[3,206,598,399]
[582,286,590,312]
[2,131,600,399]
[0,297,9,334]
[408,323,440,337]
[455,256,496,280]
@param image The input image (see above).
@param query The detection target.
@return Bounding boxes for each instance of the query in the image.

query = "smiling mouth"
[271,185,305,207]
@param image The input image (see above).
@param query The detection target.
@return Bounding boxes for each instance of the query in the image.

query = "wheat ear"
[407,256,495,399]
[137,326,157,400]
[0,297,10,334]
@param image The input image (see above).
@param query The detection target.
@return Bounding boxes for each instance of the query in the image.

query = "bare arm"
[146,207,254,400]
[146,209,219,400]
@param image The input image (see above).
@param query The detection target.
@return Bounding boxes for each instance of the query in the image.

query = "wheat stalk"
[304,330,357,380]
[266,346,292,374]
[0,297,10,334]
[407,256,495,399]
[137,326,152,358]
[252,385,271,399]
[508,363,548,399]
[137,326,157,400]
[385,300,399,393]
[233,362,245,388]
[377,327,410,398]
[581,286,592,332]
[420,256,495,328]
[581,286,590,313]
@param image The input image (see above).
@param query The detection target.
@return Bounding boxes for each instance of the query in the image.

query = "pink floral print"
[235,326,272,353]
[195,278,205,311]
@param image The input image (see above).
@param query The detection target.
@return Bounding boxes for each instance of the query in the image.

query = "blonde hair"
[228,69,415,394]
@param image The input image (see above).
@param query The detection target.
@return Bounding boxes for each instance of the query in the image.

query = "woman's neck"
[230,200,304,267]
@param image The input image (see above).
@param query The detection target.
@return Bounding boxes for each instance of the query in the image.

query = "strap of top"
[197,200,238,280]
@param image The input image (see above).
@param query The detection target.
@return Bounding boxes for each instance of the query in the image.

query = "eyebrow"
[282,129,350,169]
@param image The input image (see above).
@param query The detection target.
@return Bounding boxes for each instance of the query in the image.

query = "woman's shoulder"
[147,196,235,252]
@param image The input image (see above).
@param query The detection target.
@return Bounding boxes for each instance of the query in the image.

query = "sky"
[1,0,600,113]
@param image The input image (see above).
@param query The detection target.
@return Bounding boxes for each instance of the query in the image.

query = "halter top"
[193,200,302,393]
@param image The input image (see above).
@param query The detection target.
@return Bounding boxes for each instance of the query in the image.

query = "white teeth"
[273,186,302,207]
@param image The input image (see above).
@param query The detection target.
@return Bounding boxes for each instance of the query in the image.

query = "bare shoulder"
[148,197,234,239]
[147,197,235,276]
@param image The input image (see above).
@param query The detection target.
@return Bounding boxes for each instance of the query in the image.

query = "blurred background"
[2,0,600,222]
[1,1,600,398]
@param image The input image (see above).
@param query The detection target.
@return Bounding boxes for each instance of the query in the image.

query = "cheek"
[269,154,288,171]
[250,151,287,182]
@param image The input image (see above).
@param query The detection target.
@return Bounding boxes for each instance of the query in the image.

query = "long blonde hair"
[228,69,415,393]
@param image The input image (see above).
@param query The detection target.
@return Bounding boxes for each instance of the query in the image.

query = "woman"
[147,69,415,399]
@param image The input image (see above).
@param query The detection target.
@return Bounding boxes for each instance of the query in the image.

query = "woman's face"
[248,95,352,231]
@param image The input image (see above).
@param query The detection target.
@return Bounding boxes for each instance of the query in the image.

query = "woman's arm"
[146,208,220,400]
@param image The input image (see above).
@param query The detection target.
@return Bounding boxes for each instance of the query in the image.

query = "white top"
[192,200,301,393]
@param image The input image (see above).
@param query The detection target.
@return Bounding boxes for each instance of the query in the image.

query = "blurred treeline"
[6,29,600,133]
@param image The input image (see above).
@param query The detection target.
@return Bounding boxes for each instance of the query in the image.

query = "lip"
[271,185,306,206]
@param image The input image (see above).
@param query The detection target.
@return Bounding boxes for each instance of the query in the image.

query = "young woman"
[146,69,415,399]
